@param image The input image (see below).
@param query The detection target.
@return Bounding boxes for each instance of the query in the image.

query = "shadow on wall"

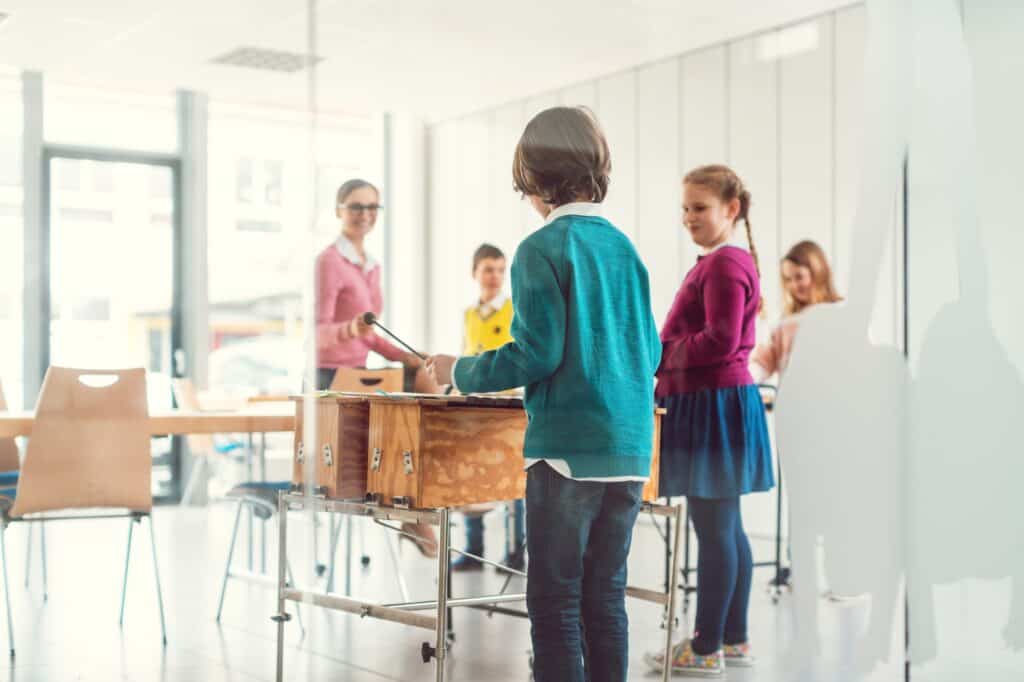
[775,0,1024,679]
[906,0,1024,669]
[773,0,910,676]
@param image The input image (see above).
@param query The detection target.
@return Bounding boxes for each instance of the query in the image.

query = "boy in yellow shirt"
[454,244,525,571]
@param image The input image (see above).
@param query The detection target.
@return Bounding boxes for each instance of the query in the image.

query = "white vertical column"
[21,71,43,407]
[426,121,459,352]
[177,90,209,387]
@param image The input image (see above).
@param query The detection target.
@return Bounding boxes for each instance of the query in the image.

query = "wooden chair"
[0,367,167,656]
[328,367,403,393]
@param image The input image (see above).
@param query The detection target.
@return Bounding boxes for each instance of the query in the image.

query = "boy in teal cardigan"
[427,106,661,682]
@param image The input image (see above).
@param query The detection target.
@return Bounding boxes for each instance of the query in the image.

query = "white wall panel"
[680,46,729,269]
[520,92,561,235]
[448,113,492,354]
[779,16,835,257]
[728,36,781,326]
[597,70,637,240]
[634,59,681,326]
[680,46,729,172]
[490,103,526,263]
[559,80,598,111]
[427,120,460,352]
[424,6,899,374]
[834,4,867,297]
[388,114,428,350]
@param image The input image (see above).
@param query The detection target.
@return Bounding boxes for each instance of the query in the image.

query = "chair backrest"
[170,378,215,456]
[329,367,403,394]
[0,380,20,472]
[10,367,151,516]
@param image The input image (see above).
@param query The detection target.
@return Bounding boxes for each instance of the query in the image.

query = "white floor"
[0,504,908,681]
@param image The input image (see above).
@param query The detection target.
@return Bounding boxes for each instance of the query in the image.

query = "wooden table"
[0,407,295,439]
[0,406,295,572]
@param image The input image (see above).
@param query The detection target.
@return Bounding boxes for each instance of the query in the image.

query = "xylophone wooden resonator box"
[363,394,664,508]
[291,394,372,499]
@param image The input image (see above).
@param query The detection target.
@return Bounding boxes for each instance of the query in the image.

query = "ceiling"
[0,0,854,121]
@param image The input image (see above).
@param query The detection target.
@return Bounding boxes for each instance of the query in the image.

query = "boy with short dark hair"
[427,106,661,682]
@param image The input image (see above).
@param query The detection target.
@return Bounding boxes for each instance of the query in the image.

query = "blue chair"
[215,480,303,632]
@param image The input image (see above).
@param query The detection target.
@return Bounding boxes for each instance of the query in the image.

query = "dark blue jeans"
[526,462,643,682]
[464,499,525,555]
[689,496,752,654]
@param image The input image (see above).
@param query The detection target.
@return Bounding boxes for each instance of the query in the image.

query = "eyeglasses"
[340,203,383,214]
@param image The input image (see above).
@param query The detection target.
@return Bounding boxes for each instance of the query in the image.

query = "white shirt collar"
[543,201,603,226]
[475,291,509,314]
[335,235,379,273]
[702,233,749,256]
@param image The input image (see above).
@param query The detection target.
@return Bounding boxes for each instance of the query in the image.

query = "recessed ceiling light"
[211,46,323,74]
[0,12,10,28]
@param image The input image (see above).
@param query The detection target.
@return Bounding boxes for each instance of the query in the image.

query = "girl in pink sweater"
[649,165,774,677]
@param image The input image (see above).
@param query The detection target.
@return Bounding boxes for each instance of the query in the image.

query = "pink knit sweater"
[315,242,404,369]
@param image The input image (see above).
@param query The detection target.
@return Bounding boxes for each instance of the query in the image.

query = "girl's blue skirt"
[658,384,775,499]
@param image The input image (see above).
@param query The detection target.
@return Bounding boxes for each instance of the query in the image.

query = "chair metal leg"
[40,524,47,602]
[1,525,15,657]
[216,500,245,623]
[119,519,135,625]
[23,523,31,589]
[146,514,168,645]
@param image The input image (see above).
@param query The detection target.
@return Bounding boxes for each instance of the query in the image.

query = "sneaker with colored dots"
[643,639,724,678]
[723,641,756,667]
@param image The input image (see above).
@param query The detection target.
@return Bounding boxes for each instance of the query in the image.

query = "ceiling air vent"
[210,46,322,74]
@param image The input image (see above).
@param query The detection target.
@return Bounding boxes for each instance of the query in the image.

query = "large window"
[206,103,383,397]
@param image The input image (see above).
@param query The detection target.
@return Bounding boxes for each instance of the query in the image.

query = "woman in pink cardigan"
[316,179,422,390]
[316,179,434,555]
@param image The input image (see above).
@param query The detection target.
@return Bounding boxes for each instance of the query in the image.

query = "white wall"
[421,5,891,346]
[411,3,894,535]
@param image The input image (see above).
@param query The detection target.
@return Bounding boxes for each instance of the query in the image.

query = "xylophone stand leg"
[273,494,291,682]
[663,503,685,682]
[430,508,450,682]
